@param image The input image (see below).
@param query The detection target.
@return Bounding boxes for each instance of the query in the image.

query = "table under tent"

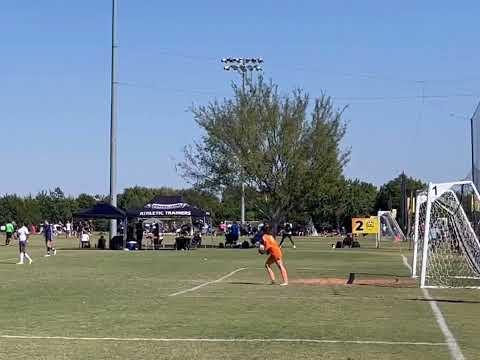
[127,195,211,250]
[73,202,127,249]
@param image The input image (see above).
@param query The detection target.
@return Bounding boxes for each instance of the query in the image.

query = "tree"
[375,174,425,211]
[179,78,349,232]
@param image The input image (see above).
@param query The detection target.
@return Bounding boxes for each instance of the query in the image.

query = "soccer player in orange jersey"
[261,224,289,286]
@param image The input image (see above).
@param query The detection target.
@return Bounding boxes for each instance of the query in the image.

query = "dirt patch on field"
[293,277,417,288]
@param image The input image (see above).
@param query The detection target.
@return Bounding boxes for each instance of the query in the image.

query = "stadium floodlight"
[221,56,264,224]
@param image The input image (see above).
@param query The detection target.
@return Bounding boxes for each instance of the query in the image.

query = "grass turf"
[0,234,479,359]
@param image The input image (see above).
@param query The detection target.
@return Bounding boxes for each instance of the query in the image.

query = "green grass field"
[0,234,479,359]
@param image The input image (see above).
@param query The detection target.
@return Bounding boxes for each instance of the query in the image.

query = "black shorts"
[6,232,13,240]
[19,241,26,253]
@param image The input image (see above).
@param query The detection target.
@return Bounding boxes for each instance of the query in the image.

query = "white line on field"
[421,288,465,360]
[168,267,247,297]
[0,335,446,347]
[400,255,464,360]
[401,255,412,273]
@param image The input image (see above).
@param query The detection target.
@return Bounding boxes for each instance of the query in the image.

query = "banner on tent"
[139,210,191,217]
[352,217,379,234]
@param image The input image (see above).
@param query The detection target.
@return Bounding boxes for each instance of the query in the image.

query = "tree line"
[1,174,423,231]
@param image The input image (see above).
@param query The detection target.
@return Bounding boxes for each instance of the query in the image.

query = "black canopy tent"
[127,196,211,248]
[73,202,127,248]
[75,202,126,220]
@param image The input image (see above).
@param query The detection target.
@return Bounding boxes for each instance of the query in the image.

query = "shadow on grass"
[407,298,480,304]
[0,262,17,265]
[228,281,269,286]
[356,272,411,278]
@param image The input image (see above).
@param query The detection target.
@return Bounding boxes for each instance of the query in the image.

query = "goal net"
[413,181,480,288]
[378,210,406,243]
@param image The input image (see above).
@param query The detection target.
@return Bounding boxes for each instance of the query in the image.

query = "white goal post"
[412,181,480,288]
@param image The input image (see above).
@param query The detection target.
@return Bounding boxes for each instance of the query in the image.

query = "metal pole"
[471,116,475,187]
[109,0,118,240]
[241,70,245,224]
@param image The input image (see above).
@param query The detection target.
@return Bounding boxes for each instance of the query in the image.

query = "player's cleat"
[293,245,296,249]
[270,280,276,285]
[16,262,24,265]
[44,254,50,257]
[29,259,33,264]
[53,249,57,256]
[279,282,288,286]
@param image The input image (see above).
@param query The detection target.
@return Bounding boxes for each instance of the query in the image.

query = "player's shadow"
[407,298,480,304]
[0,262,17,265]
[228,281,269,286]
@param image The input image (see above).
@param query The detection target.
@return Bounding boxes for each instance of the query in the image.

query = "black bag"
[335,241,343,249]
[352,241,361,248]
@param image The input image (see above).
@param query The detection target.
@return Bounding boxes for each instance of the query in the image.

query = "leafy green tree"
[179,78,349,232]
[76,193,97,211]
[375,174,425,211]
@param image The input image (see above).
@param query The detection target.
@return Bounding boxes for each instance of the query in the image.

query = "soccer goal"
[378,210,406,247]
[412,181,480,288]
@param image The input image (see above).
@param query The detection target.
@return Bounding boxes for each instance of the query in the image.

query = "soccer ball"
[258,244,266,255]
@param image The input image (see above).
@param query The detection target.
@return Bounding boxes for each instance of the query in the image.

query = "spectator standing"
[5,221,14,246]
[65,221,72,238]
[230,221,240,244]
[80,231,90,248]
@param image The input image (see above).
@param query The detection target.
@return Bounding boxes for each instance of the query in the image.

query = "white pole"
[420,183,434,288]
[412,191,422,278]
[109,0,118,241]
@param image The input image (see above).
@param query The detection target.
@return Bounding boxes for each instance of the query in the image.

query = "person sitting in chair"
[342,233,353,248]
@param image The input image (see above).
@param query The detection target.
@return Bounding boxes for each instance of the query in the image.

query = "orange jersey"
[262,234,282,260]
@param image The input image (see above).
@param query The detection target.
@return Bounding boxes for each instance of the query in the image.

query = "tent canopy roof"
[74,202,126,220]
[127,195,209,218]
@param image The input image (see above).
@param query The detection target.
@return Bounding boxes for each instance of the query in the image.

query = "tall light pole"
[109,0,118,239]
[221,57,263,224]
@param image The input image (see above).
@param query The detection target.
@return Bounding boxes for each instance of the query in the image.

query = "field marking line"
[400,255,464,360]
[420,288,465,360]
[401,254,412,273]
[0,335,446,347]
[168,267,247,297]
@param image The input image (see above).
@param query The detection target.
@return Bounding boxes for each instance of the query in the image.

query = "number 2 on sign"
[355,220,364,232]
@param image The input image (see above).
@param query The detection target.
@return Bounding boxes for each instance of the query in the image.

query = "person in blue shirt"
[230,221,240,243]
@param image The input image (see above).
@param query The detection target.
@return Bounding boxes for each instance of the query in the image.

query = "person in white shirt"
[65,221,72,238]
[17,224,33,264]
[80,231,90,248]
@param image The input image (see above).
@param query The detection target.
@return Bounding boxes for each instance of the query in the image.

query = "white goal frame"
[413,181,480,288]
[377,210,406,248]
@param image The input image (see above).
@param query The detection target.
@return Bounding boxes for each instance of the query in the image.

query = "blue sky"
[1,1,479,195]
